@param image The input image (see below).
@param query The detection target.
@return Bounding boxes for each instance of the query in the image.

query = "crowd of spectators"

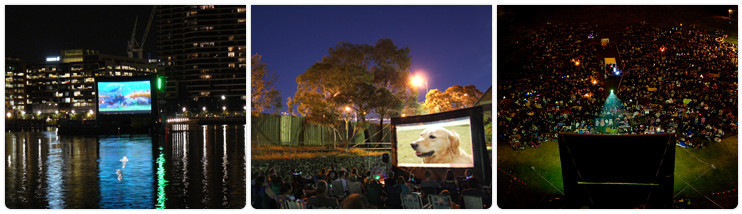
[251,160,491,209]
[498,22,737,150]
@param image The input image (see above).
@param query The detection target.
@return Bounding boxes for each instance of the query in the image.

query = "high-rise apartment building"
[156,5,247,112]
[5,57,28,114]
[26,49,158,115]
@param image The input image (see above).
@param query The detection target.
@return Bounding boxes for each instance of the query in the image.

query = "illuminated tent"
[604,57,616,65]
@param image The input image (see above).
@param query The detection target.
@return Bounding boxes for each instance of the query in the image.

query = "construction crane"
[127,6,157,59]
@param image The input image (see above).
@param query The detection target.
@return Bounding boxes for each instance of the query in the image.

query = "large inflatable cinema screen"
[97,80,152,114]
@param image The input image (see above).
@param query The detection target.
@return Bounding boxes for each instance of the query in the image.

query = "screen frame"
[394,116,475,168]
[391,106,491,186]
[95,76,156,115]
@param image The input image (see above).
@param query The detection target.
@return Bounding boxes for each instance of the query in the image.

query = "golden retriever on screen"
[410,127,473,164]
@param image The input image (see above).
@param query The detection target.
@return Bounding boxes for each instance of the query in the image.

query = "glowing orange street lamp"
[410,74,428,93]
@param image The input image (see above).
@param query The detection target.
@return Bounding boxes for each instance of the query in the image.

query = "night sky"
[251,5,493,113]
[5,5,157,63]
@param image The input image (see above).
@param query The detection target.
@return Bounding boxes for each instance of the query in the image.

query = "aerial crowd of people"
[498,22,738,150]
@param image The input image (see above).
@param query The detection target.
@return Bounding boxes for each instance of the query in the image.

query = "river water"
[5,124,246,209]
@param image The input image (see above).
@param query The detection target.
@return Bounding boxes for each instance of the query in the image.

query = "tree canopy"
[423,85,483,113]
[251,54,281,115]
[288,38,415,144]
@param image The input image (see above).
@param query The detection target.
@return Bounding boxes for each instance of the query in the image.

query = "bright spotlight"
[610,89,614,93]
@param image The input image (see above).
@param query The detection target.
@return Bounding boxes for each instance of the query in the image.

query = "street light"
[221,95,226,100]
[410,74,429,96]
[222,106,226,111]
[203,106,207,111]
[182,107,186,113]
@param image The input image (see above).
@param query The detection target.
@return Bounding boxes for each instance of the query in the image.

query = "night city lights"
[6,5,246,209]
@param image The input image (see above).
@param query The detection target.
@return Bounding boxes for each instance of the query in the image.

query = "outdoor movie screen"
[395,117,474,168]
[97,80,152,114]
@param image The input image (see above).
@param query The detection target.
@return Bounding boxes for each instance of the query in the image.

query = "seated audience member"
[314,168,327,183]
[307,181,339,209]
[421,170,442,193]
[365,178,383,207]
[460,178,491,209]
[348,175,364,195]
[441,170,460,204]
[341,194,370,209]
[459,169,474,190]
[386,176,411,208]
[275,183,297,208]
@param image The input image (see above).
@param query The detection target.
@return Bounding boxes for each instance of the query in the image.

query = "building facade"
[5,57,28,115]
[26,49,158,116]
[156,5,247,112]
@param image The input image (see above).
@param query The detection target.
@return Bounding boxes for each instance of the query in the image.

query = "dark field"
[497,136,738,208]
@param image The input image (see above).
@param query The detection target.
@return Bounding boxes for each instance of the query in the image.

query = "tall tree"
[288,39,414,146]
[251,54,281,115]
[368,39,414,142]
[423,85,483,113]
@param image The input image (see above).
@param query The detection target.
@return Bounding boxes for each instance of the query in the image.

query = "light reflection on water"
[5,124,246,209]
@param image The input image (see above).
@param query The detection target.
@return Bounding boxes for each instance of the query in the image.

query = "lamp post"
[344,106,351,143]
[410,73,429,102]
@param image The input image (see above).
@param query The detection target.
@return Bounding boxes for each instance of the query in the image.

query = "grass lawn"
[498,135,737,208]
[396,124,473,165]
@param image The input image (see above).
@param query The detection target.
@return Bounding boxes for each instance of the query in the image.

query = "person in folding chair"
[307,181,339,209]
[401,192,424,209]
[428,192,453,209]
[460,178,491,209]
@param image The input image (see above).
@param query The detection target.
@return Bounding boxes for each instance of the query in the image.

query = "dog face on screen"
[410,127,473,164]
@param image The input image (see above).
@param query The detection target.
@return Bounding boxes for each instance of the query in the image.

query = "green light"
[578,181,658,186]
[157,77,162,90]
[374,175,380,180]
[156,149,168,209]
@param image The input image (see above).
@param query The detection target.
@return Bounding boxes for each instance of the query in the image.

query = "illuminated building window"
[228,35,235,41]
[200,5,215,10]
[199,26,214,31]
[193,43,198,47]
[238,57,246,62]
[238,18,245,23]
[237,8,246,13]
[228,52,235,57]
[200,92,210,96]
[228,63,235,68]
[228,46,234,51]
[200,42,215,47]
[187,11,197,16]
